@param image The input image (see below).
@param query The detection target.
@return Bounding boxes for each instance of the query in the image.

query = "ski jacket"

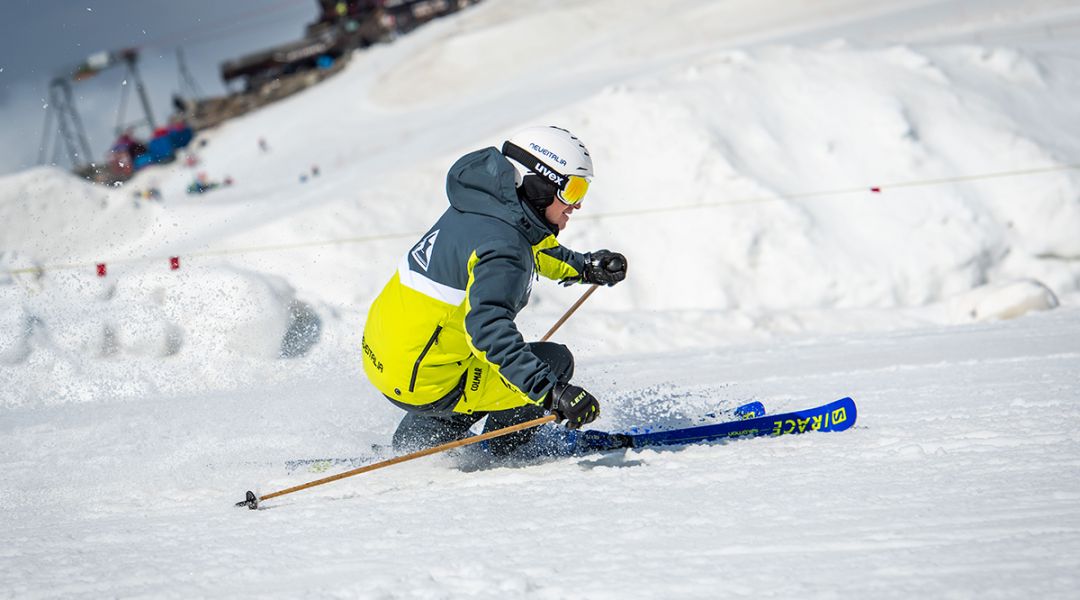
[362,147,587,410]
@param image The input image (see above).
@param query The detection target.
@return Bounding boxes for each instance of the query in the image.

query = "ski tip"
[829,397,857,432]
[734,401,766,419]
[234,490,259,510]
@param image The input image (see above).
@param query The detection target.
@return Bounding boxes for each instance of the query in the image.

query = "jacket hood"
[446,147,553,245]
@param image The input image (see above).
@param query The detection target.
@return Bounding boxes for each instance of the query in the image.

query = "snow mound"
[952,278,1060,321]
[548,43,1080,316]
[0,167,159,262]
[0,264,320,407]
[106,265,323,360]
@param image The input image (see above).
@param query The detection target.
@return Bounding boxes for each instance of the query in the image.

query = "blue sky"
[0,0,319,175]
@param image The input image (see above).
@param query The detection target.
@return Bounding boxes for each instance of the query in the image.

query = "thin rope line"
[4,163,1079,277]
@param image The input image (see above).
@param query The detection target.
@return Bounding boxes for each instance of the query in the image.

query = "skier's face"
[544,197,578,231]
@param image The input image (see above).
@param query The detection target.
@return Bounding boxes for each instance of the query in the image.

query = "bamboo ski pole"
[236,414,556,509]
[541,254,623,342]
[540,284,599,342]
[236,282,603,509]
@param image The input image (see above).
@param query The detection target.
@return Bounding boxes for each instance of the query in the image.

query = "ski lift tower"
[38,48,157,176]
[38,77,94,169]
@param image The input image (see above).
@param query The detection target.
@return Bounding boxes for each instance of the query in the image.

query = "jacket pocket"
[409,325,442,393]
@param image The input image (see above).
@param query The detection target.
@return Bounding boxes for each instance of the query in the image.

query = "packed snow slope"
[2,0,1080,597]
[3,310,1079,598]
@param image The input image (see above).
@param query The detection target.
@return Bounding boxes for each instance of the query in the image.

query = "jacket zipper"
[409,325,442,393]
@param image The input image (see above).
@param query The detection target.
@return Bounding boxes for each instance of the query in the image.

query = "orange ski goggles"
[556,173,590,206]
[502,142,590,206]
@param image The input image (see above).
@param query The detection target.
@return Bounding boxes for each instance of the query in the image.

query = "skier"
[361,126,628,456]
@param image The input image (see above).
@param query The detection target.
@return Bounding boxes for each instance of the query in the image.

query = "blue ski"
[570,397,856,452]
[284,400,800,472]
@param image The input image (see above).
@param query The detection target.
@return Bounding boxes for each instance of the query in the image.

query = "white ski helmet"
[502,126,593,206]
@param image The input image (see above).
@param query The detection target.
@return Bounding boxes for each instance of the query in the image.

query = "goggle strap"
[501,141,570,192]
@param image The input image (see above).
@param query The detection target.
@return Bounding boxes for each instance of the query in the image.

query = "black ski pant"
[390,342,574,456]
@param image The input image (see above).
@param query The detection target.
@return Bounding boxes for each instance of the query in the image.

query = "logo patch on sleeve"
[411,229,440,271]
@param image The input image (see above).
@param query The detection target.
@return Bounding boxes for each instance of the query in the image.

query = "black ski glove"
[581,250,627,286]
[546,382,600,430]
